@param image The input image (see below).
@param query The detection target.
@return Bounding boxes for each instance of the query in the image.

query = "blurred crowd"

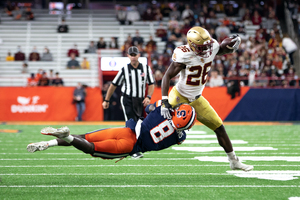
[113,1,299,88]
[2,1,300,88]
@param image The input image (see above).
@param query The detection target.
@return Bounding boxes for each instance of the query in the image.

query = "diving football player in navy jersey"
[27,102,196,160]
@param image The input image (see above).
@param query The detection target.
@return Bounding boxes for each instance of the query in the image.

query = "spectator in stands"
[86,41,97,53]
[24,7,34,20]
[242,9,252,26]
[152,59,166,75]
[226,70,240,99]
[209,70,224,87]
[41,47,53,61]
[36,68,44,81]
[142,7,155,21]
[38,72,50,86]
[14,46,25,61]
[81,57,90,69]
[181,4,194,21]
[6,51,14,61]
[168,16,180,33]
[73,82,86,121]
[67,53,80,69]
[160,3,172,18]
[215,23,231,42]
[181,19,192,36]
[21,62,28,74]
[121,41,131,57]
[27,73,38,87]
[265,8,278,30]
[29,46,40,61]
[48,69,54,85]
[52,72,64,86]
[169,6,181,20]
[68,44,79,57]
[251,10,262,26]
[154,8,163,22]
[116,6,127,25]
[225,4,237,17]
[109,37,119,49]
[269,72,281,87]
[164,35,176,52]
[132,30,144,46]
[282,33,298,66]
[285,67,297,87]
[155,23,167,41]
[5,1,14,17]
[145,35,157,56]
[57,18,69,33]
[127,5,141,25]
[238,3,247,19]
[172,27,183,41]
[255,71,268,87]
[96,37,106,49]
[13,6,22,20]
[125,34,133,46]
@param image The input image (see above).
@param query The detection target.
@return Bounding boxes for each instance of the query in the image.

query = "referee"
[102,46,155,158]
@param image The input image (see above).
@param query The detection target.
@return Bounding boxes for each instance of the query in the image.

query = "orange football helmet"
[171,104,197,131]
[187,26,214,58]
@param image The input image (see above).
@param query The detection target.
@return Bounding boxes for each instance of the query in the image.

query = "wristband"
[162,96,168,100]
[146,95,151,100]
[104,100,109,103]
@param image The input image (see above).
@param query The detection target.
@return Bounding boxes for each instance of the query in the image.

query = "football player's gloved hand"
[161,99,172,119]
[230,35,241,52]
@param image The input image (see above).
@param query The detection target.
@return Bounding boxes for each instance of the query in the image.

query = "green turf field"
[0,124,300,200]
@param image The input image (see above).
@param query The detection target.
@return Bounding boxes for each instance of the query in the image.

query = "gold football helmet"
[187,26,214,58]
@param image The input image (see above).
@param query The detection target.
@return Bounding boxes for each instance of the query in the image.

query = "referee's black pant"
[120,95,143,122]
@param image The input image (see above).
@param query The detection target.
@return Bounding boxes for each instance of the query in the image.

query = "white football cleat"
[229,157,254,172]
[27,141,49,153]
[41,126,70,138]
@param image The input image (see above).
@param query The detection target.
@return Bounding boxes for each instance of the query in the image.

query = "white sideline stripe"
[184,140,247,144]
[195,156,300,162]
[1,165,299,168]
[173,147,277,152]
[186,135,216,138]
[0,185,299,188]
[0,173,231,176]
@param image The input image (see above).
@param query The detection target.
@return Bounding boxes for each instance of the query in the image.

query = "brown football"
[220,37,235,53]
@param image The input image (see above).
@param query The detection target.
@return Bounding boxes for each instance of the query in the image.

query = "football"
[220,37,235,50]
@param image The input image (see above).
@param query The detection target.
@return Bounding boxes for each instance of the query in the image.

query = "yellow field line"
[0,121,294,126]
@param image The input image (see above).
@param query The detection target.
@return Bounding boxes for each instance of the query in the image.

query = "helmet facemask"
[189,39,214,58]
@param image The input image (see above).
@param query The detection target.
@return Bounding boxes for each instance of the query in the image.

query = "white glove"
[230,35,241,52]
[161,99,172,119]
[229,157,254,172]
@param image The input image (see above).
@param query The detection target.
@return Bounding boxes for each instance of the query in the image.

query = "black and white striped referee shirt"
[112,63,154,98]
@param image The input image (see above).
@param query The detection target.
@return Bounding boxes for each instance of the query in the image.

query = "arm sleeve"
[112,67,124,86]
[172,47,186,63]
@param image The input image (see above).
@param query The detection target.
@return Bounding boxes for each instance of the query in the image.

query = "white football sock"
[61,135,74,143]
[227,151,237,160]
[48,139,58,147]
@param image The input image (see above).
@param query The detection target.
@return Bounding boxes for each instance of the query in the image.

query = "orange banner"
[150,87,250,121]
[0,87,103,121]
